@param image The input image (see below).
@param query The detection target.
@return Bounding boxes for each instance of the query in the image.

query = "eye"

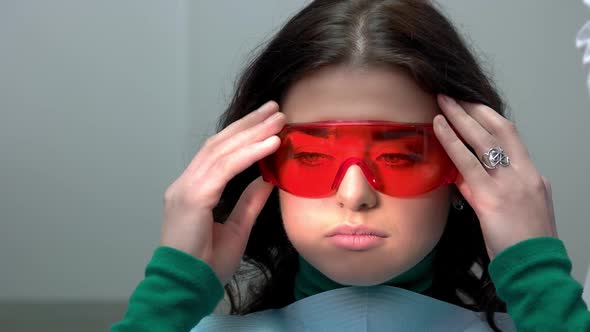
[377,153,421,167]
[293,152,334,166]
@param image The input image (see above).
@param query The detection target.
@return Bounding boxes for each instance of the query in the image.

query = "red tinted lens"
[258,121,457,197]
[370,129,457,196]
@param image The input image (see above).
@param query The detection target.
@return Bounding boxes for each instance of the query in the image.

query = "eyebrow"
[294,127,334,138]
[372,130,422,141]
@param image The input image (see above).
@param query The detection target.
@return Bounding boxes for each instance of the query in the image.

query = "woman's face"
[279,64,452,285]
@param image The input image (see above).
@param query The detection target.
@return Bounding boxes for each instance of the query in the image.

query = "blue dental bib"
[192,285,516,331]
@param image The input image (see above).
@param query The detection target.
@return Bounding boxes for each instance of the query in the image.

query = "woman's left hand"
[433,95,558,260]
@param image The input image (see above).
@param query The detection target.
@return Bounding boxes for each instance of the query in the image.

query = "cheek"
[399,188,452,244]
[278,191,327,245]
[279,191,318,236]
[279,191,305,227]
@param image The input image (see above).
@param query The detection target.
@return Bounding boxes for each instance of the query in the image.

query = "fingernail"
[257,101,277,113]
[441,95,455,105]
[436,115,449,129]
[265,112,283,123]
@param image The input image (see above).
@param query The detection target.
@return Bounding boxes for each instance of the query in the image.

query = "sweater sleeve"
[110,246,225,332]
[488,237,590,332]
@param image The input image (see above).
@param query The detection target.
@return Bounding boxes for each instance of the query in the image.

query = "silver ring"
[481,147,510,169]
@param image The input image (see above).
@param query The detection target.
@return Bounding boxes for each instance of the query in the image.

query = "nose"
[335,165,378,211]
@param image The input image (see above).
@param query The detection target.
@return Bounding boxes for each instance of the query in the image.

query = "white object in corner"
[576,0,590,96]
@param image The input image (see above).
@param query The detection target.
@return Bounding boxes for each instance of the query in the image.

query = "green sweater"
[111,237,590,332]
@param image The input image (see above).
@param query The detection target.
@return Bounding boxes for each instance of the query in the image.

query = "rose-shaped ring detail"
[481,147,511,169]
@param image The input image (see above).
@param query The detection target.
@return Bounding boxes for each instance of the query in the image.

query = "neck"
[294,249,436,301]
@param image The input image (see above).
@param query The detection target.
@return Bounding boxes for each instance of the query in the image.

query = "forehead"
[281,64,441,124]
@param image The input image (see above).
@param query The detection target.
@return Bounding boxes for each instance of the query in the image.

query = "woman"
[112,1,590,331]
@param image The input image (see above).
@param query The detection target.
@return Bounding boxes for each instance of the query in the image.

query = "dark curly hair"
[211,0,508,330]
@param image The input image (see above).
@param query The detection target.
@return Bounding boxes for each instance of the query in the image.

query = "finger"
[224,176,274,238]
[457,101,506,135]
[195,135,281,203]
[542,176,558,237]
[453,173,473,202]
[210,177,274,284]
[184,101,279,174]
[433,114,490,186]
[185,106,284,177]
[437,95,501,159]
[458,100,532,162]
[211,101,279,147]
[210,110,286,163]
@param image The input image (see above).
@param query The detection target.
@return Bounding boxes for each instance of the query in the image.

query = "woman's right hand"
[159,101,285,284]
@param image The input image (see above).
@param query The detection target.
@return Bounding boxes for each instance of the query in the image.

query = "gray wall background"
[1,0,589,307]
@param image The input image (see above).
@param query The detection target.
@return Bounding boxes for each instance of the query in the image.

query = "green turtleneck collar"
[294,249,436,301]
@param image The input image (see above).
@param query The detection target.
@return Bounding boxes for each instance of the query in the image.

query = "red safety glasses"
[258,120,458,198]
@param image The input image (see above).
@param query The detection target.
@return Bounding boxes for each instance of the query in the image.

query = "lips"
[326,225,388,238]
[326,225,388,251]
